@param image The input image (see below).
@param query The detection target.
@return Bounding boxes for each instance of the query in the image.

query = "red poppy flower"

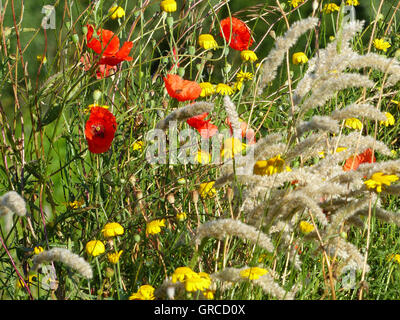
[187,112,218,139]
[343,148,376,171]
[85,107,117,154]
[226,118,256,145]
[219,17,253,51]
[163,74,202,102]
[80,53,117,79]
[86,24,133,66]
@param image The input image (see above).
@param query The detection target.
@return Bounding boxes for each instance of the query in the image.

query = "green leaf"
[40,103,63,128]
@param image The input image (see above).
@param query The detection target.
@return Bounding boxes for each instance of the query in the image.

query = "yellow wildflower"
[107,250,123,264]
[380,112,395,126]
[240,50,258,62]
[289,0,305,7]
[345,118,363,130]
[108,5,125,19]
[221,137,246,160]
[176,211,187,221]
[346,0,359,5]
[292,52,308,65]
[240,267,268,280]
[299,221,314,234]
[319,147,347,158]
[323,3,340,14]
[33,246,44,255]
[84,104,109,114]
[232,80,243,92]
[172,267,197,283]
[388,254,400,264]
[132,141,144,151]
[373,38,391,52]
[184,272,211,292]
[85,240,105,257]
[198,34,218,50]
[66,199,84,209]
[202,289,215,299]
[236,71,253,82]
[102,222,124,238]
[160,0,177,13]
[364,172,399,193]
[253,155,291,176]
[146,219,166,235]
[196,150,211,164]
[215,83,234,96]
[16,274,38,289]
[129,285,155,300]
[36,55,47,64]
[199,181,216,198]
[199,82,215,97]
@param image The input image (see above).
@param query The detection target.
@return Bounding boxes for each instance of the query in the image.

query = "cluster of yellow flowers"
[239,267,268,280]
[85,222,125,264]
[171,267,213,298]
[129,284,156,300]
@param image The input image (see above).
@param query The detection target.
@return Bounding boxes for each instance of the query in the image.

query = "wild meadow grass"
[1,0,400,300]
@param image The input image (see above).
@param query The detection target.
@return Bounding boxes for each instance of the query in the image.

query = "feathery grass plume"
[210,267,295,300]
[325,198,371,237]
[155,101,214,130]
[258,17,318,94]
[297,73,374,115]
[1,191,27,217]
[154,278,185,299]
[296,116,339,137]
[0,191,27,233]
[285,132,326,162]
[32,248,93,279]
[357,160,400,177]
[223,95,241,139]
[331,103,387,122]
[355,207,400,227]
[346,53,400,87]
[193,218,275,252]
[330,132,391,156]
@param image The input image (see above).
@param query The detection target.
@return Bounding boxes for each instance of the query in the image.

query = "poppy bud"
[188,46,196,56]
[223,63,231,74]
[134,234,141,242]
[192,190,199,204]
[72,34,79,44]
[93,90,102,102]
[82,26,88,35]
[167,16,174,28]
[167,193,175,204]
[178,67,185,77]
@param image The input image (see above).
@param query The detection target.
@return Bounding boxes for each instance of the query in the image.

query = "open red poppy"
[187,112,218,139]
[226,118,256,145]
[343,148,376,171]
[219,17,253,51]
[80,53,117,79]
[85,107,117,154]
[86,24,133,66]
[163,74,202,102]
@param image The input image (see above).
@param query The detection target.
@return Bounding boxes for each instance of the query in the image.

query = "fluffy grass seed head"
[32,248,93,279]
[1,191,27,217]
